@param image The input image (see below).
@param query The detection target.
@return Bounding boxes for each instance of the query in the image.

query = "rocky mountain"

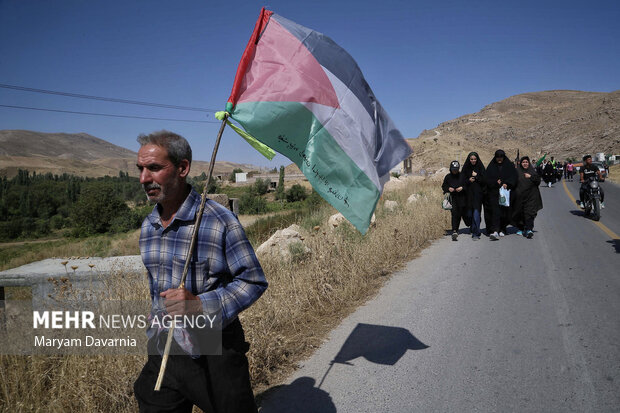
[407,90,620,172]
[0,130,262,178]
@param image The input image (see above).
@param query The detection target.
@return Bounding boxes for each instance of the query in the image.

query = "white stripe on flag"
[302,67,383,191]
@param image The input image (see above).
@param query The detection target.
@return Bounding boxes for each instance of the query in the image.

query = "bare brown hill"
[407,90,620,172]
[0,130,262,178]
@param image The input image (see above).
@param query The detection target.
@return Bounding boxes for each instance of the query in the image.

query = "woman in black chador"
[442,160,467,241]
[485,149,518,240]
[461,152,485,240]
[512,156,543,238]
[542,161,555,187]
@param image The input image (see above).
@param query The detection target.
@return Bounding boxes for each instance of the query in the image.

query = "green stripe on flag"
[215,111,276,160]
[232,101,380,234]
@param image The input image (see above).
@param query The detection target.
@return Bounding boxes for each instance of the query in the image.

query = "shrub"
[50,214,64,230]
[286,184,307,202]
[239,192,267,215]
[206,178,220,194]
[21,217,36,236]
[34,219,50,236]
[253,178,270,196]
[0,219,22,240]
[304,189,326,209]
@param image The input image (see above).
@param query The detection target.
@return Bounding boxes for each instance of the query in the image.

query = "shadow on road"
[257,377,336,413]
[607,239,620,253]
[256,324,428,412]
[569,209,585,217]
[331,323,429,366]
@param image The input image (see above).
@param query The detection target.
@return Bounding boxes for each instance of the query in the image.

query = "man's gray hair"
[136,130,192,166]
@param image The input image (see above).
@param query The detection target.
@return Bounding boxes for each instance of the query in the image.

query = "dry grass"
[0,268,150,412]
[0,180,448,412]
[0,355,144,412]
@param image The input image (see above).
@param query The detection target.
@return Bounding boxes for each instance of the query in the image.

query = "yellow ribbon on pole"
[215,111,276,160]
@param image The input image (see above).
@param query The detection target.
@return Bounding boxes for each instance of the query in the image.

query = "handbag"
[442,193,453,210]
[499,187,511,207]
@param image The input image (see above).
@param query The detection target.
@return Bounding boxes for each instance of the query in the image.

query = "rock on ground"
[256,224,310,260]
[384,200,398,212]
[428,167,448,181]
[328,213,376,229]
[407,194,421,204]
[384,177,406,192]
[328,213,348,228]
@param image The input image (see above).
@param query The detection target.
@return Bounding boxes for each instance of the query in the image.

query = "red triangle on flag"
[235,18,340,109]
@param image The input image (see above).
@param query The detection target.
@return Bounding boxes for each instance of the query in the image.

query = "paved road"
[259,179,620,412]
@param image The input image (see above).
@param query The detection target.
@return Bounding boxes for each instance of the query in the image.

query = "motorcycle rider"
[579,154,605,209]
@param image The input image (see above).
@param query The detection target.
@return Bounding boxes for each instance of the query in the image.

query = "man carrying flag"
[135,7,412,411]
[133,131,267,413]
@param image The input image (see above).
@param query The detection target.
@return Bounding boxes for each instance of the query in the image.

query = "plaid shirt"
[140,188,268,355]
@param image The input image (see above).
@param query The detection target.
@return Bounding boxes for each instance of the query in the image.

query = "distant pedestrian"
[442,161,466,241]
[542,161,555,187]
[512,157,543,238]
[461,152,485,240]
[485,150,518,240]
[536,161,543,178]
[566,161,574,181]
[556,162,564,182]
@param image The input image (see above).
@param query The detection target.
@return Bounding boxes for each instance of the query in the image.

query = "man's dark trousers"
[134,318,257,413]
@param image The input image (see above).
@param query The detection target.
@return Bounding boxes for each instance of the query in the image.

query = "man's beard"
[143,183,163,204]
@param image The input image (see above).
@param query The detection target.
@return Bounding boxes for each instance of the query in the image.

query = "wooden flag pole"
[154,113,229,391]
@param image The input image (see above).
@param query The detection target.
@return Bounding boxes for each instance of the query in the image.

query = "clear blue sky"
[1,0,619,168]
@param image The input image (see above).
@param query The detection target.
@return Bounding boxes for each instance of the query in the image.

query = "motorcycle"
[583,176,602,221]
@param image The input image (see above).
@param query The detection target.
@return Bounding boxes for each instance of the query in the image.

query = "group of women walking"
[442,150,543,241]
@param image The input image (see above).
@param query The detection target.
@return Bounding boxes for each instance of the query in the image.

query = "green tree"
[71,184,130,236]
[275,166,285,200]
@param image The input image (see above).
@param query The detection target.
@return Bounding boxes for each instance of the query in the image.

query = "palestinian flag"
[226,8,412,234]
